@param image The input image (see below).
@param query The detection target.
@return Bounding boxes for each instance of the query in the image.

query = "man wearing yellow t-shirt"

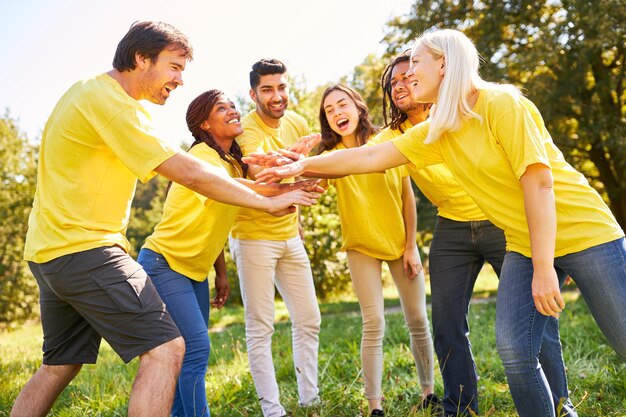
[372,52,574,417]
[229,59,321,417]
[12,24,318,417]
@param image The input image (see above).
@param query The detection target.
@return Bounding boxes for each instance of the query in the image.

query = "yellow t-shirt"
[24,73,178,263]
[230,110,310,240]
[328,142,408,260]
[143,144,240,281]
[392,87,623,257]
[371,120,486,221]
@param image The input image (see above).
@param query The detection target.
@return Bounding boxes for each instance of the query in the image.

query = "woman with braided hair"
[137,90,323,417]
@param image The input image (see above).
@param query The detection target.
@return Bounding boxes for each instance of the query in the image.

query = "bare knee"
[140,337,185,371]
[41,363,83,383]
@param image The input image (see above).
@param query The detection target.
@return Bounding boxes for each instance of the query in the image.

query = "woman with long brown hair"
[318,85,435,417]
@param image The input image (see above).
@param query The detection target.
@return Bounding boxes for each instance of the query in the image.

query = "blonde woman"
[248,29,626,417]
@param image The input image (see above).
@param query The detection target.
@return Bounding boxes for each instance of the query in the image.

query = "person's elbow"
[521,163,553,190]
[155,153,200,190]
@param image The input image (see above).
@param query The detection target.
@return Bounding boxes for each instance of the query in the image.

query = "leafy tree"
[348,54,387,127]
[0,112,38,326]
[126,175,169,258]
[383,0,626,228]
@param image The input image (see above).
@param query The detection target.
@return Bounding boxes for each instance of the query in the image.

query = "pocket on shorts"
[91,260,165,314]
[39,254,75,276]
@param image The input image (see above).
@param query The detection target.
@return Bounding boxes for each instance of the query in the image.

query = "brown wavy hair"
[186,89,248,178]
[113,21,193,71]
[317,84,378,154]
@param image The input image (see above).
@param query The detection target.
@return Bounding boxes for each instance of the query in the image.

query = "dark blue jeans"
[429,217,575,416]
[497,239,626,417]
[138,248,211,417]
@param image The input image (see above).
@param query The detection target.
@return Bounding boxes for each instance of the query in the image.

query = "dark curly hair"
[249,58,287,90]
[186,89,248,178]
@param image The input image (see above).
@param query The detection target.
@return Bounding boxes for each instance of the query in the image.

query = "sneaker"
[370,410,385,417]
[299,396,321,408]
[420,393,442,412]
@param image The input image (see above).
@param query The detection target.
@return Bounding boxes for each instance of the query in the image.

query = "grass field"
[1,269,624,416]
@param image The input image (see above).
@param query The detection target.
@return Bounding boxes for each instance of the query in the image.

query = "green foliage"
[0,112,39,327]
[301,188,352,300]
[348,53,388,127]
[126,175,169,258]
[383,0,626,228]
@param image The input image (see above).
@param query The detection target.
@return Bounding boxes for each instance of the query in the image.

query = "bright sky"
[1,0,415,145]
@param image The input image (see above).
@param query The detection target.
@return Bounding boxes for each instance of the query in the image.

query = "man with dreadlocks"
[371,51,573,417]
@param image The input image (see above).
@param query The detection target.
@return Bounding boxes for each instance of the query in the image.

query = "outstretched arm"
[252,142,410,183]
[235,178,325,197]
[156,152,320,216]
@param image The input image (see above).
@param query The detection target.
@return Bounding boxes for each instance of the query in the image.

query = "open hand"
[243,148,304,167]
[288,133,321,156]
[282,179,325,194]
[266,188,321,216]
[255,160,306,183]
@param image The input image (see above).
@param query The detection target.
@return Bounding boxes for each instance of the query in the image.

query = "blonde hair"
[413,29,516,144]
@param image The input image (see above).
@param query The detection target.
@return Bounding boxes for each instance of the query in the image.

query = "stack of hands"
[244,133,322,183]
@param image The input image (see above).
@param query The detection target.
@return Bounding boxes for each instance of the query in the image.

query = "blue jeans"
[138,248,211,417]
[430,217,574,416]
[497,238,626,417]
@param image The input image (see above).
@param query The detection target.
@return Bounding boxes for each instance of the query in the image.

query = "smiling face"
[390,60,422,113]
[140,47,187,105]
[407,43,445,104]
[250,73,289,126]
[323,89,359,139]
[201,95,243,141]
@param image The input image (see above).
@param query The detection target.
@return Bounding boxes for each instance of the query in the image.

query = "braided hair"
[186,89,248,178]
[381,51,411,133]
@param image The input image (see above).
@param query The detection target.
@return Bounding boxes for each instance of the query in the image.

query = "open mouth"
[395,92,409,101]
[336,118,349,129]
[227,117,240,124]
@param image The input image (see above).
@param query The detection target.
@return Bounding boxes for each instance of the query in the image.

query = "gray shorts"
[29,246,181,364]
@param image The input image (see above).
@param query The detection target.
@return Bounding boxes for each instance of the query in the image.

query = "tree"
[0,112,39,326]
[126,175,169,258]
[383,0,626,228]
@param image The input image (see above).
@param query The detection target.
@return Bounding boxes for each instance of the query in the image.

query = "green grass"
[1,269,624,416]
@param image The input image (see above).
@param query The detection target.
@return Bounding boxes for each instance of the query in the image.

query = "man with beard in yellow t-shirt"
[229,59,321,417]
[12,24,319,417]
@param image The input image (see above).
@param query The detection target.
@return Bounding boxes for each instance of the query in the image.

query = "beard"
[258,100,287,120]
[398,100,430,114]
[142,67,168,105]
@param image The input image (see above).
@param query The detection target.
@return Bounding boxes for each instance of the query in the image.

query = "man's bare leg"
[128,337,185,417]
[10,363,82,417]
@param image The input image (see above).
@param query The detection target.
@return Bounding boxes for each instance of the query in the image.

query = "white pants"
[346,250,434,401]
[230,236,321,417]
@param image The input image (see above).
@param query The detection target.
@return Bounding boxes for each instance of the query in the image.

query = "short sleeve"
[236,126,266,156]
[99,107,178,183]
[491,96,551,179]
[391,121,443,170]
